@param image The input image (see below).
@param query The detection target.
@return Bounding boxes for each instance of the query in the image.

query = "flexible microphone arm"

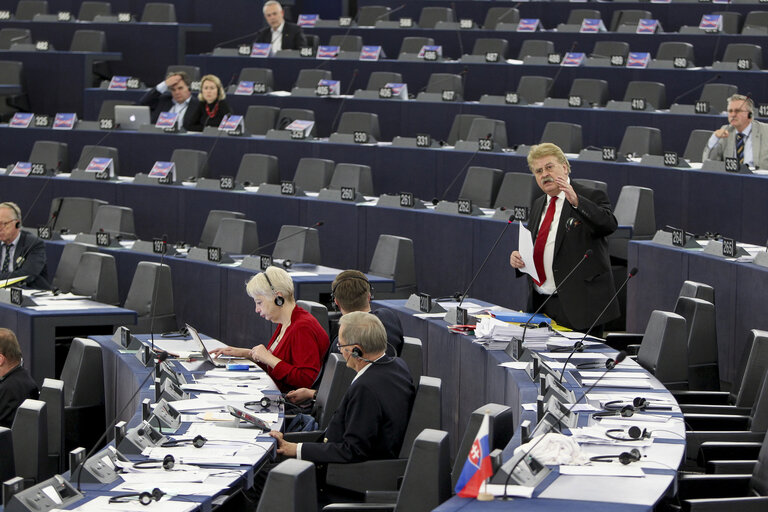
[558,267,638,383]
[502,350,627,498]
[76,351,169,492]
[433,132,490,204]
[246,221,324,257]
[671,74,721,105]
[456,219,514,308]
[519,250,593,346]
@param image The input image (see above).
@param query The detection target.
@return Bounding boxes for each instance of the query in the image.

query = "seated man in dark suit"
[138,71,199,131]
[255,0,306,53]
[284,270,405,406]
[271,312,415,464]
[0,202,50,290]
[0,328,39,429]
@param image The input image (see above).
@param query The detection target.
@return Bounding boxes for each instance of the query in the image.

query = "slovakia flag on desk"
[454,413,493,498]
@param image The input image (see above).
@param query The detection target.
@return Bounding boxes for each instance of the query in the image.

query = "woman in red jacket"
[210,266,329,392]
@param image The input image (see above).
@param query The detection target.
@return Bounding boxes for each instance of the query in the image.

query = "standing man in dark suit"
[271,312,415,464]
[138,71,199,131]
[0,202,50,290]
[509,143,619,335]
[702,94,768,170]
[255,0,307,53]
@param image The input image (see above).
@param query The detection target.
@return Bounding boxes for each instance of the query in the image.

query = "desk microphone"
[545,41,578,97]
[148,235,169,354]
[212,30,263,50]
[558,267,638,383]
[451,2,464,57]
[329,68,360,133]
[376,4,407,23]
[452,219,514,309]
[245,221,324,258]
[671,74,721,105]
[518,250,592,347]
[432,133,491,204]
[75,351,169,492]
[501,350,627,498]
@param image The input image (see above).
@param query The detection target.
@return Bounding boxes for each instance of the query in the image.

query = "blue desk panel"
[627,240,768,388]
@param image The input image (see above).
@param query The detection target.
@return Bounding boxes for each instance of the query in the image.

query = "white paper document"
[559,465,645,477]
[517,224,540,283]
[68,496,197,512]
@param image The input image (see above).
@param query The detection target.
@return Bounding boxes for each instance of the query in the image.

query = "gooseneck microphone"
[245,221,324,258]
[329,68,360,133]
[212,30,264,50]
[519,250,593,346]
[76,351,169,492]
[148,235,168,354]
[432,133,491,204]
[671,74,721,105]
[502,350,627,498]
[454,219,514,308]
[558,267,638,383]
[372,4,406,24]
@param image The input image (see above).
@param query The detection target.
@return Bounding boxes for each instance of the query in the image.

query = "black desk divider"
[0,289,37,307]
[257,183,307,196]
[131,240,180,256]
[577,148,628,162]
[187,246,235,264]
[702,240,750,258]
[112,326,142,350]
[5,475,82,512]
[404,293,446,313]
[651,230,702,249]
[317,188,366,203]
[73,232,123,247]
[195,177,245,191]
[376,194,427,209]
[640,154,691,168]
[433,200,484,216]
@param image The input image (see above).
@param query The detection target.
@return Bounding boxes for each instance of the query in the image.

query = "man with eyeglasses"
[0,202,50,289]
[703,94,768,169]
[509,143,619,336]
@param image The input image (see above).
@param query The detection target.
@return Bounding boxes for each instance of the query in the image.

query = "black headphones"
[592,404,637,419]
[605,426,650,442]
[590,448,643,465]
[132,454,175,470]
[0,202,21,229]
[330,274,374,308]
[604,397,648,412]
[109,488,165,506]
[160,435,207,448]
[245,395,284,410]
[263,271,285,306]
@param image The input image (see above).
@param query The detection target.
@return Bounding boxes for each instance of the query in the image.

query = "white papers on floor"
[67,495,197,512]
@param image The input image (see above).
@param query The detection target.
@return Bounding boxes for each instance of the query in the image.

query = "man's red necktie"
[532,196,557,286]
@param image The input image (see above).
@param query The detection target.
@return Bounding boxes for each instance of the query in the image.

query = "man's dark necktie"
[736,132,745,165]
[1,244,11,273]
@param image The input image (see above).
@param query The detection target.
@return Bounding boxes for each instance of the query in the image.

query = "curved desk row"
[375,299,685,511]
[83,80,757,154]
[358,0,767,33]
[628,239,768,391]
[65,333,280,511]
[3,124,768,245]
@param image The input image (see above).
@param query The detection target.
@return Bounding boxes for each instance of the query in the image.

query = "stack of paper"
[475,317,551,342]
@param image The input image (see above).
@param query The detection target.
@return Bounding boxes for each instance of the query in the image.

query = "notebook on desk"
[186,323,258,368]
